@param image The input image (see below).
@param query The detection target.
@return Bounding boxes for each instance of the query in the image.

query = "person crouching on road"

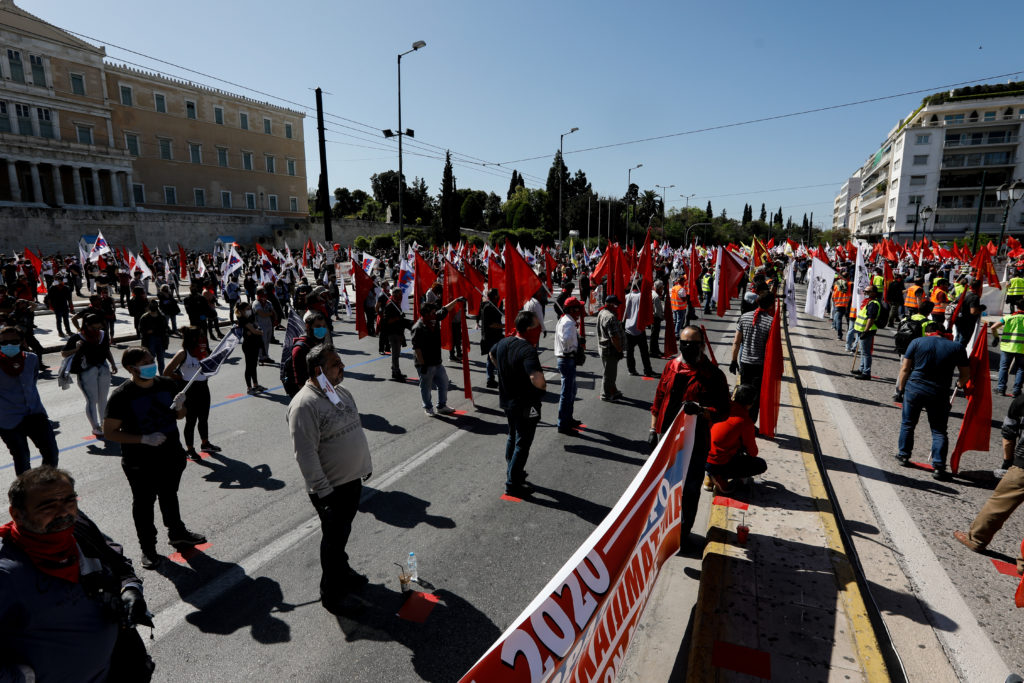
[893,320,970,481]
[554,297,585,434]
[103,346,205,569]
[648,325,730,548]
[286,344,373,615]
[704,384,768,494]
[851,285,881,380]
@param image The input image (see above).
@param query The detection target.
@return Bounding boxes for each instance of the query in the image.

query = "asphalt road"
[3,305,741,683]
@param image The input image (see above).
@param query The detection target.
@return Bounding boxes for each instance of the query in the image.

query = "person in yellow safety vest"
[1007,269,1024,311]
[831,277,851,340]
[872,269,885,293]
[904,277,925,318]
[952,276,966,303]
[852,285,881,380]
[670,275,689,335]
[930,278,950,327]
[992,300,1024,397]
[701,271,714,314]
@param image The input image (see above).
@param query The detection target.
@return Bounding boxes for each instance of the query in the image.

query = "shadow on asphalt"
[519,484,611,525]
[820,453,960,496]
[360,413,407,434]
[360,489,456,530]
[192,451,286,491]
[563,442,647,467]
[333,584,501,683]
[344,370,384,383]
[157,551,293,644]
[802,385,892,408]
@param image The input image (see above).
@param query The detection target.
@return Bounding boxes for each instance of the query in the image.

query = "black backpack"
[876,302,892,329]
[281,336,310,396]
[894,316,925,355]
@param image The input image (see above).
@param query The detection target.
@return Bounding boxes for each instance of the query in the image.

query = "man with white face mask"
[103,346,203,569]
[0,325,59,474]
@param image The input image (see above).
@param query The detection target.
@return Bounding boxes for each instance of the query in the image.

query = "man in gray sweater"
[287,344,373,614]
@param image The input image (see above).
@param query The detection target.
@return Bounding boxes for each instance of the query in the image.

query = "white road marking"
[794,329,1010,681]
[152,427,468,640]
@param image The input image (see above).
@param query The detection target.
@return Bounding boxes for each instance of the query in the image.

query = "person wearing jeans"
[0,326,59,474]
[992,301,1024,396]
[410,298,464,416]
[61,314,118,437]
[554,297,585,434]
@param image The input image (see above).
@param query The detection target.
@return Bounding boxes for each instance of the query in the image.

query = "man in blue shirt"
[0,325,58,475]
[894,322,970,480]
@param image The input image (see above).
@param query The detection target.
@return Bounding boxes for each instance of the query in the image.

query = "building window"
[984,111,996,122]
[889,197,896,207]
[265,155,275,173]
[29,55,44,86]
[893,159,901,171]
[132,184,145,204]
[124,133,140,156]
[263,117,271,134]
[217,147,228,167]
[194,188,205,207]
[289,196,298,212]
[158,138,172,160]
[15,104,31,135]
[221,191,232,209]
[164,186,177,205]
[70,73,85,95]
[0,102,9,134]
[285,123,292,139]
[214,106,224,125]
[909,175,926,186]
[245,192,256,210]
[242,151,253,171]
[185,100,196,120]
[154,93,166,113]
[7,50,23,83]
[120,85,133,106]
[915,134,930,144]
[906,214,917,224]
[76,125,93,145]
[189,143,201,164]
[268,195,278,211]
[944,114,964,125]
[286,159,295,176]
[36,108,53,138]
[239,112,248,130]
[909,194,923,205]
[913,155,928,165]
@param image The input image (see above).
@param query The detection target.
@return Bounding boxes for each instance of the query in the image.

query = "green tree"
[404,177,434,226]
[507,170,520,200]
[370,170,405,207]
[460,192,485,229]
[440,151,459,243]
[332,187,354,217]
[759,203,767,223]
[372,234,395,250]
[484,192,504,230]
[706,201,713,222]
[353,236,370,250]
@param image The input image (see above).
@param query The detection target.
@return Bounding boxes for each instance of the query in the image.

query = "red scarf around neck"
[0,351,25,377]
[0,521,79,583]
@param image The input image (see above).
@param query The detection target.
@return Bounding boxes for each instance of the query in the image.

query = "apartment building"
[0,0,305,219]
[832,172,861,232]
[836,82,1024,242]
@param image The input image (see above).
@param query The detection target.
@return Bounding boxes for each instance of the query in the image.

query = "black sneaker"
[932,468,952,481]
[200,442,221,452]
[344,567,370,590]
[140,550,163,570]
[186,448,202,461]
[486,379,499,388]
[505,482,535,497]
[895,454,911,467]
[169,529,207,546]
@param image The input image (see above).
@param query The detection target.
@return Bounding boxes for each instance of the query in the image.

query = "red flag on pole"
[503,240,544,337]
[950,325,992,474]
[24,248,45,294]
[758,301,783,438]
[971,247,1002,290]
[462,261,487,316]
[460,303,473,404]
[351,258,375,339]
[716,248,746,317]
[635,228,654,330]
[178,244,188,279]
[544,248,557,292]
[488,257,506,301]
[141,242,153,267]
[413,252,437,321]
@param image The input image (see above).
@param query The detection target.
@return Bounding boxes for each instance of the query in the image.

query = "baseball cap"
[563,297,583,309]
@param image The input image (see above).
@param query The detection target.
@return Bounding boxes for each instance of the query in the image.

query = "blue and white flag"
[279,310,305,368]
[197,328,242,378]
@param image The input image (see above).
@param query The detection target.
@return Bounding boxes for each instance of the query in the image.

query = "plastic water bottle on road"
[407,552,418,582]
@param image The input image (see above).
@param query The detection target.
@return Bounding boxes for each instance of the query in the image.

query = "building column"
[50,164,63,206]
[6,160,21,202]
[90,167,102,206]
[109,170,122,208]
[70,165,84,205]
[29,163,43,204]
[126,171,136,208]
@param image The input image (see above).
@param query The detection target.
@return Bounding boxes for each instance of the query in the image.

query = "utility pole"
[315,87,332,242]
[971,170,988,254]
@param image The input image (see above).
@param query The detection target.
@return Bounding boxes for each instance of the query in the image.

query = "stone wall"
[0,206,398,254]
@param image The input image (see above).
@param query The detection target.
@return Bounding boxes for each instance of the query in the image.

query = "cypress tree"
[507,170,519,200]
[759,203,767,223]
[706,201,713,222]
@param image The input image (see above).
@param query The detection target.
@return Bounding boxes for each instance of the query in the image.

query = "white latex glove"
[171,392,187,411]
[140,432,167,447]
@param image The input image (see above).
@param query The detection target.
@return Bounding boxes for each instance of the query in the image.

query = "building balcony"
[915,113,1024,128]
[941,156,1017,170]
[945,133,1019,148]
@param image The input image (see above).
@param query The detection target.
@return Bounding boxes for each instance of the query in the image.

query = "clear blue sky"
[25,0,1024,230]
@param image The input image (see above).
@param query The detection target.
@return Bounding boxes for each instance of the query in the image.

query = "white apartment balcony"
[944,133,1019,148]
[913,113,1024,128]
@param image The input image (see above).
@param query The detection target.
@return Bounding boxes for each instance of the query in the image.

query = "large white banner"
[784,261,798,327]
[804,258,837,319]
[849,242,871,312]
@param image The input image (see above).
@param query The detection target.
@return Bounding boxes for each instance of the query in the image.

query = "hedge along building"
[0,0,308,254]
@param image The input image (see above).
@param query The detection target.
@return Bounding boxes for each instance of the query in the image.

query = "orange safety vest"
[904,285,923,309]
[930,287,948,306]
[832,284,851,309]
[669,283,688,311]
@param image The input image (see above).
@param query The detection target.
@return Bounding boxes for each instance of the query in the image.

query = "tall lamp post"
[558,127,579,243]
[997,179,1024,252]
[886,216,895,240]
[685,222,711,246]
[626,163,642,243]
[654,184,674,241]
[920,205,934,243]
[680,193,695,209]
[383,40,426,253]
[911,202,920,244]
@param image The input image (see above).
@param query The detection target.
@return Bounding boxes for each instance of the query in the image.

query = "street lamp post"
[997,179,1024,252]
[911,202,920,244]
[626,163,642,243]
[383,40,426,253]
[886,216,895,240]
[654,184,674,241]
[920,205,934,242]
[685,222,711,246]
[558,127,579,243]
[680,193,695,210]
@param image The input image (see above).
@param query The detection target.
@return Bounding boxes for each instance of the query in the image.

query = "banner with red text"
[459,411,696,683]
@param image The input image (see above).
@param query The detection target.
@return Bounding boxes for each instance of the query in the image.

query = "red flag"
[460,303,473,404]
[950,325,992,474]
[970,247,1001,290]
[23,248,45,294]
[1008,236,1021,252]
[413,252,437,321]
[488,257,506,301]
[255,243,278,266]
[635,229,654,330]
[463,261,487,316]
[351,258,375,339]
[758,301,783,438]
[765,237,775,249]
[544,249,557,292]
[141,242,153,267]
[1016,541,1024,607]
[716,247,746,317]
[946,288,966,332]
[503,240,544,336]
[987,240,998,256]
[699,324,717,366]
[688,247,701,306]
[178,244,187,279]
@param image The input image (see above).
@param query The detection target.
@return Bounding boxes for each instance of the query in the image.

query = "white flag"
[804,258,837,319]
[784,260,798,327]
[87,230,111,262]
[849,242,871,312]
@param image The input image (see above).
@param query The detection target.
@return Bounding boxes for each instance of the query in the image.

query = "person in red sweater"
[704,384,768,493]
